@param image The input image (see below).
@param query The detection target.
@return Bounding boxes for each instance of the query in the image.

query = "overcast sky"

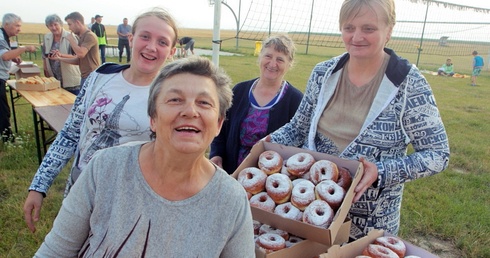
[2,0,490,30]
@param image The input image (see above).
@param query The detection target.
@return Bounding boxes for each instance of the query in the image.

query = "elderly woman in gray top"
[35,56,255,257]
[42,14,81,95]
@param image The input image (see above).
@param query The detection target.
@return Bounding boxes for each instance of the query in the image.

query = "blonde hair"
[339,0,396,30]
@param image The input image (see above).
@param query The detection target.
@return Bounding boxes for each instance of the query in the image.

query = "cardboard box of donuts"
[232,141,364,258]
[15,76,61,91]
[320,229,439,258]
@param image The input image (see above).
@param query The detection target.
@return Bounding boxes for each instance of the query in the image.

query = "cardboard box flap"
[18,67,41,73]
[236,141,364,246]
[320,229,440,258]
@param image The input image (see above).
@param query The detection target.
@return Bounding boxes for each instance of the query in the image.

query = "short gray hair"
[147,57,233,139]
[2,13,21,26]
[260,34,296,67]
[45,14,63,27]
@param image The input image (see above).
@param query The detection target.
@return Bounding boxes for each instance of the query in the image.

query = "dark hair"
[472,50,478,55]
[147,57,233,140]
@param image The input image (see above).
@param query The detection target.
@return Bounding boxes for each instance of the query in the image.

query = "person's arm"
[219,191,255,258]
[375,72,450,190]
[66,32,89,58]
[34,152,97,257]
[269,62,327,147]
[1,45,36,61]
[23,75,94,232]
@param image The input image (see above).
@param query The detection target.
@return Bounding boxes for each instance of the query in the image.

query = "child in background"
[471,50,484,86]
[437,58,454,77]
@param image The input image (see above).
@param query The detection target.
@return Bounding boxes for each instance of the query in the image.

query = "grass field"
[1,25,489,257]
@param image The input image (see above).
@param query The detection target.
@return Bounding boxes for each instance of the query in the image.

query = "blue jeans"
[99,45,106,63]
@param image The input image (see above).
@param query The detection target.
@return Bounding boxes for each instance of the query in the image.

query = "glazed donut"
[257,233,286,253]
[258,150,283,175]
[274,202,302,221]
[374,236,407,258]
[309,160,339,185]
[259,224,289,241]
[285,235,303,248]
[302,200,334,228]
[237,167,267,194]
[286,152,315,177]
[362,244,399,258]
[315,179,346,210]
[249,192,276,213]
[337,166,353,190]
[290,179,316,211]
[253,220,262,235]
[266,173,292,204]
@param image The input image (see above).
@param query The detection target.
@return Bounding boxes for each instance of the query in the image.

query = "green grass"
[1,34,490,257]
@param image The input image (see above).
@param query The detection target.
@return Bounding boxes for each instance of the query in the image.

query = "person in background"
[91,14,107,63]
[210,34,303,174]
[471,50,484,86]
[42,14,81,95]
[86,17,95,30]
[117,17,132,63]
[0,13,37,143]
[267,0,449,241]
[34,56,254,258]
[178,36,195,57]
[51,11,99,92]
[437,58,454,77]
[23,7,179,233]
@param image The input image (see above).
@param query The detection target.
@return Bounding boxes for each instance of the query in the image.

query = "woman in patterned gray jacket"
[268,0,449,241]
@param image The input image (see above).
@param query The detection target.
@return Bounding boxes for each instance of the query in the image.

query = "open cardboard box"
[233,141,364,249]
[10,63,41,79]
[14,80,61,91]
[253,208,352,258]
[319,229,439,258]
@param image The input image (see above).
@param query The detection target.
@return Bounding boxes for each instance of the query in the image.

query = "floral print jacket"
[270,48,450,240]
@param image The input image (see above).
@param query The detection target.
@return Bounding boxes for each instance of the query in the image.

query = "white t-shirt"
[77,72,151,169]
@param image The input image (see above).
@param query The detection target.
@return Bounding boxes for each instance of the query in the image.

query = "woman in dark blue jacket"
[210,35,303,174]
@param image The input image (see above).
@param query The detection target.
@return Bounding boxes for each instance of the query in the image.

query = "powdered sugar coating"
[250,192,276,212]
[237,167,267,194]
[363,244,399,258]
[290,179,316,211]
[266,173,292,204]
[258,150,283,175]
[259,224,289,240]
[286,152,315,176]
[274,202,302,221]
[310,160,339,185]
[315,179,345,210]
[374,236,407,258]
[303,199,334,228]
[258,233,286,252]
